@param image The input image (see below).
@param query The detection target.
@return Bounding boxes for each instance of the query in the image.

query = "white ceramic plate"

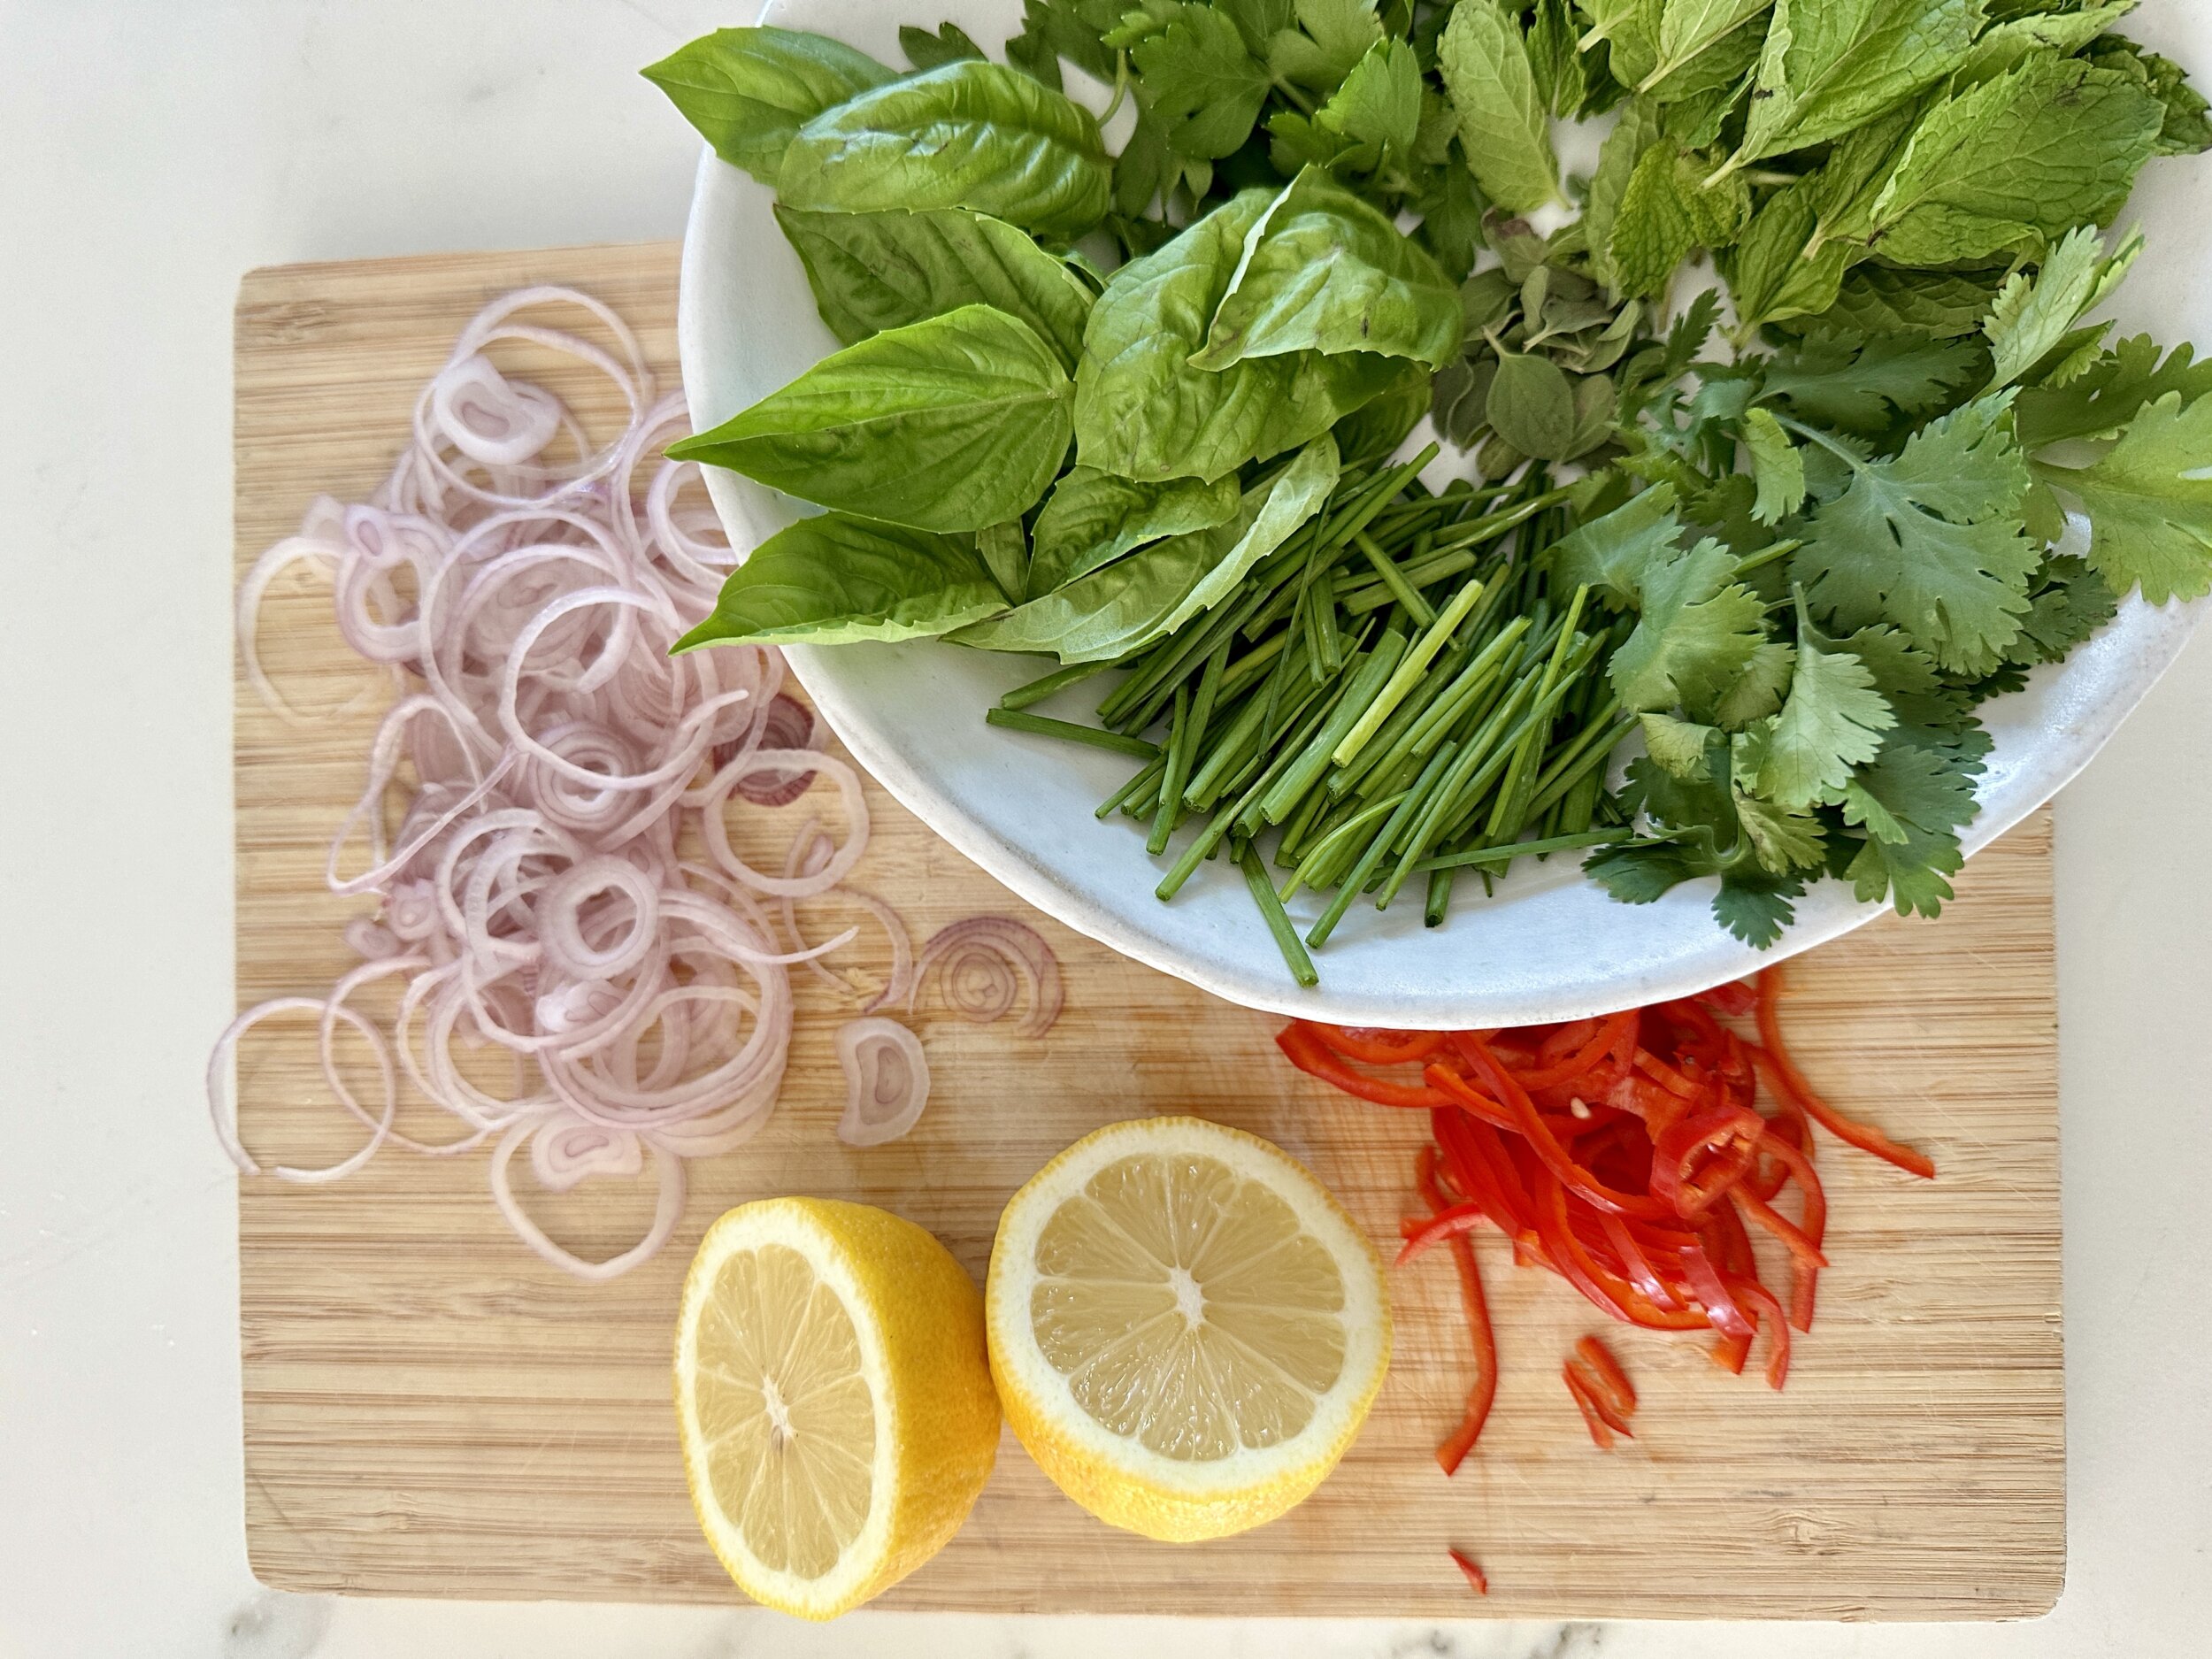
[680,0,2211,1027]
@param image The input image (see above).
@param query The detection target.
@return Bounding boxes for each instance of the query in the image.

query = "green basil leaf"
[1438,0,1563,212]
[668,304,1072,534]
[976,518,1030,604]
[672,514,1005,649]
[772,204,1093,370]
[1191,166,1463,370]
[778,59,1111,239]
[1733,0,1980,165]
[951,436,1339,661]
[1862,55,2164,269]
[642,27,896,183]
[1074,189,1406,480]
[1028,468,1244,593]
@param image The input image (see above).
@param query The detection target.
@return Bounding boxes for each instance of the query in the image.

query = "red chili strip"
[1562,1363,1617,1448]
[1754,967,1936,1179]
[1571,1335,1638,1420]
[1448,1547,1488,1595]
[1311,1023,1448,1065]
[1277,1023,1450,1108]
[1416,1146,1497,1476]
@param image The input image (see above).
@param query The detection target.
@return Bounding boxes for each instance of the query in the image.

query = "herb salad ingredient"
[652,5,2212,978]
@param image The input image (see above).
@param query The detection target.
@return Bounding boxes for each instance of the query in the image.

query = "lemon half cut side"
[674,1197,1000,1618]
[985,1116,1391,1542]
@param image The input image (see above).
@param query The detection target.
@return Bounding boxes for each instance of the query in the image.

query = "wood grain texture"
[234,242,2062,1619]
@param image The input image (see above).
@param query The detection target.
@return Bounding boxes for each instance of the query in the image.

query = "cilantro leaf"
[1711,872,1808,945]
[1553,483,1687,607]
[1839,731,1983,917]
[1640,710,1722,776]
[2006,553,2119,664]
[1438,0,1563,211]
[1609,541,1769,715]
[1710,639,1798,728]
[1006,0,1124,86]
[1314,35,1424,171]
[1133,4,1272,159]
[2016,334,2212,446]
[2033,391,2212,603]
[1731,783,1830,873]
[1740,406,1806,525]
[1862,54,2165,269]
[900,22,986,70]
[1732,0,1981,166]
[1269,0,1385,91]
[1985,225,2141,391]
[1745,618,1894,809]
[1792,393,2041,675]
[1762,330,1985,434]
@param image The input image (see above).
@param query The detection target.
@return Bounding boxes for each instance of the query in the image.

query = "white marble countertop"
[4,4,2208,1655]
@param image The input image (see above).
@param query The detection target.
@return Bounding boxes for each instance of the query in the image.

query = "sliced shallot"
[834,1018,932,1148]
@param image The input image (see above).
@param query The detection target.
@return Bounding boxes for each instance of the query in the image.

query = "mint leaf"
[2033,391,2212,603]
[1733,0,1980,165]
[1580,0,1664,89]
[1609,141,1749,297]
[1955,2,2132,86]
[1528,0,1591,117]
[1722,179,1856,331]
[1646,0,1776,96]
[2089,34,2212,157]
[1792,393,2041,674]
[1800,265,2008,340]
[1133,4,1272,159]
[1586,96,1665,295]
[1439,0,1563,211]
[1985,225,2141,391]
[1741,406,1807,525]
[1862,55,2165,269]
[642,27,895,183]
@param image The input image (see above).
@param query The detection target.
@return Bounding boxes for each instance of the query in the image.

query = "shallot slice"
[912,917,1065,1038]
[834,1018,932,1148]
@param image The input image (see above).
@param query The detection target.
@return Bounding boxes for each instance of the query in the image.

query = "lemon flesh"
[987,1117,1390,1541]
[675,1198,999,1618]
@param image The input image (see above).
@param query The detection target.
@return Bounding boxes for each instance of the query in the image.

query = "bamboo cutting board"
[233,243,2062,1620]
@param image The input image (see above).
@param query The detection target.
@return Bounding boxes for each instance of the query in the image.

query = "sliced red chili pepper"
[1311,1023,1447,1065]
[1649,1102,1764,1220]
[1424,1061,1520,1131]
[1680,1241,1755,1340]
[1461,1034,1678,1222]
[1396,1203,1486,1265]
[1539,1171,1709,1331]
[1697,978,1759,1017]
[1732,1185,1829,1274]
[1447,1547,1488,1595]
[1277,1024,1449,1108]
[1732,1275,1793,1390]
[1563,1363,1617,1448]
[1755,1128,1827,1331]
[1572,1335,1638,1418]
[1417,1145,1497,1477]
[1513,1010,1638,1091]
[1754,968,1936,1179]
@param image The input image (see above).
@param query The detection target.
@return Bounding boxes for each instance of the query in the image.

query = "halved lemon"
[673,1197,999,1618]
[985,1116,1390,1541]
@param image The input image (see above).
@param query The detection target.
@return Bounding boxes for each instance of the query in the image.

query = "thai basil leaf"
[1191,167,1461,371]
[668,304,1073,534]
[772,204,1094,370]
[641,27,896,184]
[1075,188,1405,480]
[672,514,1006,649]
[1027,468,1244,593]
[950,436,1339,662]
[976,518,1031,604]
[778,59,1111,240]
